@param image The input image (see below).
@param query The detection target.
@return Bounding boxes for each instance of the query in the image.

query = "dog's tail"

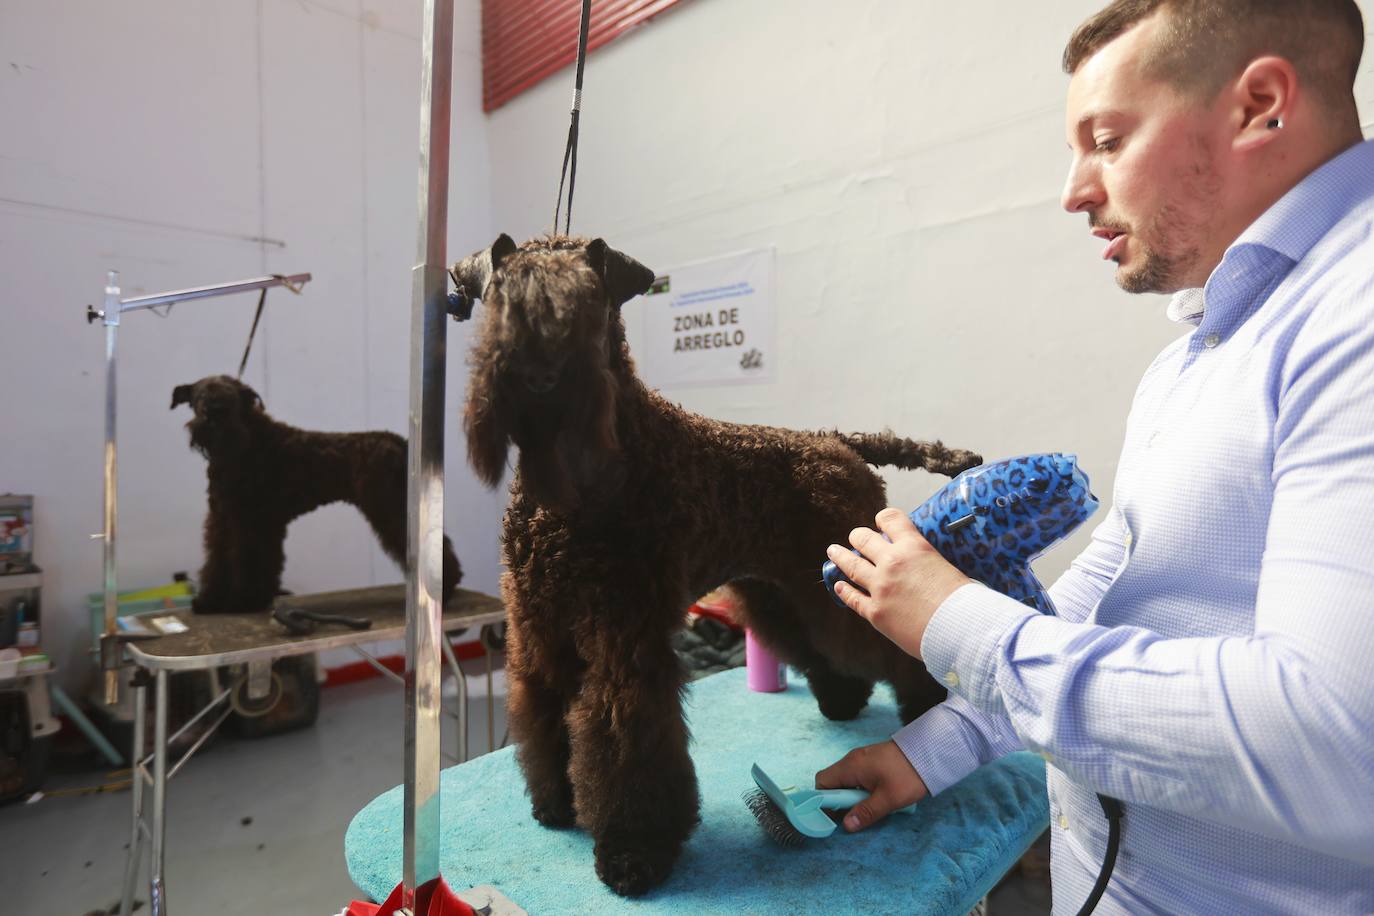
[829,431,982,478]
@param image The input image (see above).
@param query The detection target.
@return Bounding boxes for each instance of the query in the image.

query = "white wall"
[0,0,502,692]
[5,0,1373,696]
[484,0,1374,584]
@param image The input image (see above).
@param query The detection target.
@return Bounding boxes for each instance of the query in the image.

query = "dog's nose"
[522,369,559,394]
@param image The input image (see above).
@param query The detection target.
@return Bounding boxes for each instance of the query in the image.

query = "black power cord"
[1074,794,1124,916]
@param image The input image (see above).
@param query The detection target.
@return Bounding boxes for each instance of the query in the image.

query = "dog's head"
[170,375,264,458]
[454,234,655,510]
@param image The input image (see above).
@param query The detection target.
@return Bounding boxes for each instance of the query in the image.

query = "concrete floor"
[0,662,1049,916]
[987,831,1052,914]
[0,660,509,916]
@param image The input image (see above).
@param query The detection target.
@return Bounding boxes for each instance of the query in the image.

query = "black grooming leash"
[236,274,304,378]
[1075,793,1124,915]
[552,0,593,234]
[272,605,373,636]
[237,287,269,378]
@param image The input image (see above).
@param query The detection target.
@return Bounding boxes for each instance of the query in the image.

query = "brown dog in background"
[172,374,461,614]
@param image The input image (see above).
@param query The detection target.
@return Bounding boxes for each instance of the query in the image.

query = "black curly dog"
[172,375,461,614]
[451,234,982,896]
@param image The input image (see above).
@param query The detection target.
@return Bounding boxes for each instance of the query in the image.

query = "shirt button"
[1204,333,1221,348]
[1039,750,1054,763]
[1124,529,1134,546]
[1058,814,1070,830]
[942,671,960,688]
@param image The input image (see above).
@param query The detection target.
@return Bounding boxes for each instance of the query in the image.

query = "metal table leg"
[119,676,146,915]
[440,636,469,764]
[151,669,169,915]
[479,623,504,755]
[485,645,494,755]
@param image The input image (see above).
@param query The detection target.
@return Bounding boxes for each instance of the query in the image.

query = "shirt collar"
[1167,288,1206,326]
[1236,138,1374,261]
[1167,139,1374,330]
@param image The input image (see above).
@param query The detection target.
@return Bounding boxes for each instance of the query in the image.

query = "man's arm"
[898,508,1128,787]
[890,693,1023,793]
[819,509,1130,830]
[924,279,1374,864]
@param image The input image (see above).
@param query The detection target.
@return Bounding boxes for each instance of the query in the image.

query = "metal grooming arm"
[89,271,311,707]
[405,0,454,907]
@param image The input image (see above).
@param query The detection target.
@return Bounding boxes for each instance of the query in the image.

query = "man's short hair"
[1063,0,1364,114]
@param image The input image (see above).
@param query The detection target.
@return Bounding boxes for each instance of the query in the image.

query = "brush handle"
[809,787,918,816]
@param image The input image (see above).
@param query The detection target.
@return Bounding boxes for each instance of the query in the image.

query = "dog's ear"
[586,238,656,309]
[170,384,195,410]
[489,232,517,273]
[238,383,263,411]
[447,233,517,320]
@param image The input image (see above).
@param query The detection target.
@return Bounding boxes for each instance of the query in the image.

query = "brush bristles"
[742,787,807,848]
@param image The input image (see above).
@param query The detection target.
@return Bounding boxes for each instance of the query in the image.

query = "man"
[819,1,1374,912]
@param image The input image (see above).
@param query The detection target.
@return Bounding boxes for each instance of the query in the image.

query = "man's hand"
[826,507,970,659]
[815,739,929,832]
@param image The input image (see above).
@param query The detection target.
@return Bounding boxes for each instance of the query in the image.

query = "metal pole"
[101,271,121,705]
[118,273,311,313]
[151,670,169,916]
[92,266,314,908]
[404,0,453,905]
[119,679,146,916]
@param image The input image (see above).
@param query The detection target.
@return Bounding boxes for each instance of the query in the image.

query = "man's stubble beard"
[1117,136,1222,295]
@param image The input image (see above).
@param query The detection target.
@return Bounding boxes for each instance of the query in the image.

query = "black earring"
[1267,117,1283,130]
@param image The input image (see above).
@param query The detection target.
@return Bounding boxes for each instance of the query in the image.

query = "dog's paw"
[191,594,225,614]
[530,797,576,829]
[816,695,867,720]
[593,842,674,897]
[809,675,874,721]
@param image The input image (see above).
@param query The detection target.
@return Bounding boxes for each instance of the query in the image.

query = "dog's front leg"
[506,620,578,828]
[192,496,238,613]
[231,518,288,613]
[568,635,699,897]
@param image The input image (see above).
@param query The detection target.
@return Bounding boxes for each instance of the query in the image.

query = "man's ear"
[1231,55,1296,152]
[170,384,194,410]
[586,238,656,309]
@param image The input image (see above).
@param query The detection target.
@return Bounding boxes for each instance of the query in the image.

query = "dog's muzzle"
[520,368,560,394]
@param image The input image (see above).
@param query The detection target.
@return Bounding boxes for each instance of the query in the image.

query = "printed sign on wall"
[639,247,776,389]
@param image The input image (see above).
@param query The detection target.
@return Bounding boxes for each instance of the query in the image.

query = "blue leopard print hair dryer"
[822,453,1099,614]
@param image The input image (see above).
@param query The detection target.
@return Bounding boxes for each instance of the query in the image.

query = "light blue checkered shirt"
[896,139,1374,914]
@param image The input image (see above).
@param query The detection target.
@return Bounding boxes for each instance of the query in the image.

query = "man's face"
[1062,14,1230,294]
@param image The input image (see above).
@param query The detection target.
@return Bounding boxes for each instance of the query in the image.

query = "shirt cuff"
[891,703,992,797]
[920,582,1038,715]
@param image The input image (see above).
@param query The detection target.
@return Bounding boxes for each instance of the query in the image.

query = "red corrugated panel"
[482,0,689,112]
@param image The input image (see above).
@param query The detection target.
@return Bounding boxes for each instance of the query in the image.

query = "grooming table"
[117,585,506,916]
[346,667,1048,915]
